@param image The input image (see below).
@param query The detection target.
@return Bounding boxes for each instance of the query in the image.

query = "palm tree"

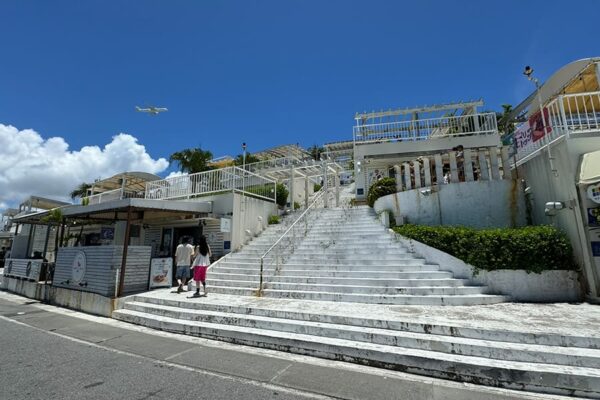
[70,183,91,199]
[497,104,514,135]
[169,147,214,174]
[308,145,325,161]
[233,153,260,167]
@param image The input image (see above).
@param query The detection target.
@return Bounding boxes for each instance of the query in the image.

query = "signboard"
[149,257,172,289]
[591,242,600,258]
[529,108,552,143]
[588,208,600,227]
[101,227,115,240]
[588,183,600,204]
[72,251,87,284]
[514,122,532,151]
[220,218,231,233]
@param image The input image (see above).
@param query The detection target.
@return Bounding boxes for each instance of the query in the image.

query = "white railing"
[85,188,144,205]
[353,112,498,144]
[86,188,123,205]
[244,156,312,173]
[145,166,276,202]
[256,189,329,295]
[515,91,600,164]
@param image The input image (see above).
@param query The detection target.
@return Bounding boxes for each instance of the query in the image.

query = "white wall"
[374,179,526,228]
[231,193,277,251]
[395,233,581,302]
[520,136,600,296]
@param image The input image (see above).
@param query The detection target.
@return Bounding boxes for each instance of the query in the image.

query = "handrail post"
[258,257,264,297]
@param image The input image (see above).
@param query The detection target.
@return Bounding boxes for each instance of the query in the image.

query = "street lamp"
[523,65,557,176]
[242,142,247,170]
[241,142,247,194]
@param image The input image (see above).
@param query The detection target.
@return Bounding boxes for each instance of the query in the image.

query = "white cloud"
[0,124,169,208]
[165,171,187,179]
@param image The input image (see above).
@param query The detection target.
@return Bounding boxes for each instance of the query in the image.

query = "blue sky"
[1,0,599,180]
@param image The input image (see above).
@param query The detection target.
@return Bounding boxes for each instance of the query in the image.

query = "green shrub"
[268,215,280,225]
[276,183,289,207]
[367,177,396,207]
[393,224,576,274]
[294,201,301,210]
[313,183,322,192]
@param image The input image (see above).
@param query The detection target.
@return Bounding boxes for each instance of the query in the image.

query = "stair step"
[121,301,600,368]
[113,308,600,398]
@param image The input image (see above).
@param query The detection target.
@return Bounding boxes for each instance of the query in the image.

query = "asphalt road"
[0,318,326,400]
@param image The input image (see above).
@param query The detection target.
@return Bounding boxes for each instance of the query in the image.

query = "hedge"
[393,224,576,274]
[367,177,396,207]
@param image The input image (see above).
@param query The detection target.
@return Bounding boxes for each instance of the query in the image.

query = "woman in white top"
[191,235,211,297]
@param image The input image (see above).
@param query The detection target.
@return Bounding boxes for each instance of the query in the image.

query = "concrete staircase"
[113,200,600,397]
[113,294,600,398]
[204,205,507,306]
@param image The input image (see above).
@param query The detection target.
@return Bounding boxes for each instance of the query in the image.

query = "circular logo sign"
[588,183,600,204]
[72,251,87,284]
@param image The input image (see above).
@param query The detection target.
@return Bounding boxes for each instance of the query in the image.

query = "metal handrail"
[256,188,327,296]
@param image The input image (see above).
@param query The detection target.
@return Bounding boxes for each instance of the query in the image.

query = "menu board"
[148,257,172,289]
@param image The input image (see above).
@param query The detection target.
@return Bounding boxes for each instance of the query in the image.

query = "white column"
[489,147,500,180]
[394,165,403,192]
[478,149,490,180]
[403,163,412,190]
[423,157,431,187]
[335,172,340,207]
[289,164,295,209]
[413,162,421,189]
[449,152,459,182]
[501,146,511,180]
[304,175,309,208]
[464,149,474,182]
[434,154,444,185]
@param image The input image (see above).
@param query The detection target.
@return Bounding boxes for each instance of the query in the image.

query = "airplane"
[135,106,168,115]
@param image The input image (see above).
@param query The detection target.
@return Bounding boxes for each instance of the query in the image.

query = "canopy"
[579,150,600,185]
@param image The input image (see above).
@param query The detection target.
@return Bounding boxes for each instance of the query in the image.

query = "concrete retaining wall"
[374,180,526,228]
[394,231,582,302]
[1,276,115,316]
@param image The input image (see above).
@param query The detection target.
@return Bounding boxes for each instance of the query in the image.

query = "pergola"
[89,171,162,196]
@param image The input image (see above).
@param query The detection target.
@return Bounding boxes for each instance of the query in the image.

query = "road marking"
[0,315,337,400]
[163,347,196,361]
[269,363,294,383]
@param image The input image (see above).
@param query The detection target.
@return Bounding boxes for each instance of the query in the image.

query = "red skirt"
[193,265,208,282]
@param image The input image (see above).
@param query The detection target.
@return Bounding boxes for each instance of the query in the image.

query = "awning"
[61,198,213,220]
[579,150,600,185]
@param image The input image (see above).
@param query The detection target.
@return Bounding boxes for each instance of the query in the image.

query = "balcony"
[514,91,600,165]
[144,166,276,202]
[353,112,498,144]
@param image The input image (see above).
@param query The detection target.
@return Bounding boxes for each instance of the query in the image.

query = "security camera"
[544,201,565,216]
